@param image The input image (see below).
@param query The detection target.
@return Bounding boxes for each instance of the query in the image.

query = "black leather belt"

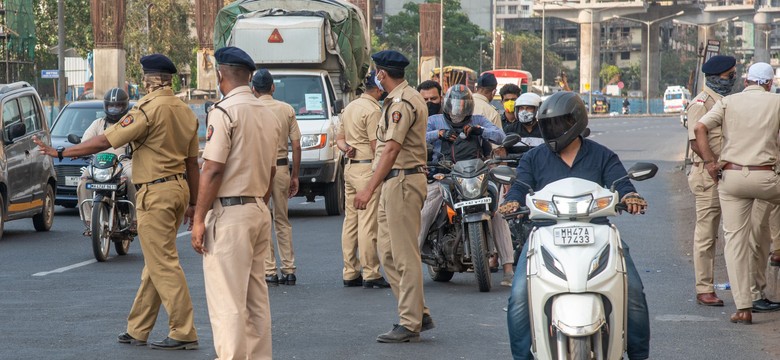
[135,174,183,191]
[348,159,372,164]
[277,158,288,166]
[219,196,258,207]
[385,166,425,181]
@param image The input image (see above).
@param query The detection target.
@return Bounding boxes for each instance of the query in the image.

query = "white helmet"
[516,93,542,108]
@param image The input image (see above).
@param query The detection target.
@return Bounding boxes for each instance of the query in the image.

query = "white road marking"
[32,231,192,277]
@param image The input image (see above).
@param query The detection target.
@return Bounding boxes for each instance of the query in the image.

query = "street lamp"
[614,10,684,115]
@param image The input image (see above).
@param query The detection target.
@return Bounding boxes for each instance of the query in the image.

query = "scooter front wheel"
[567,336,592,360]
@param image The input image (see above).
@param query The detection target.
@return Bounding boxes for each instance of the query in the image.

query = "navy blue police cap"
[371,50,410,70]
[215,46,256,72]
[252,69,274,90]
[364,70,378,89]
[702,55,736,76]
[140,54,177,74]
[477,73,498,87]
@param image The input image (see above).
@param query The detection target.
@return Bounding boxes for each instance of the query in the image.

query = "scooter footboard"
[551,293,605,337]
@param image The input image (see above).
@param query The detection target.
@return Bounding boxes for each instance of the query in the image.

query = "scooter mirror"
[502,133,520,148]
[67,133,82,144]
[626,162,658,181]
[490,165,516,185]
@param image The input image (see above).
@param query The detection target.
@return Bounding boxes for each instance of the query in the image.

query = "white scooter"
[494,162,657,360]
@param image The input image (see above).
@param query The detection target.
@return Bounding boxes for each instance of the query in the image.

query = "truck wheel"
[33,185,54,232]
[325,164,344,216]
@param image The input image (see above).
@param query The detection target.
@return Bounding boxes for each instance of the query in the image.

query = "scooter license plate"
[86,183,118,191]
[553,226,595,246]
[453,197,491,209]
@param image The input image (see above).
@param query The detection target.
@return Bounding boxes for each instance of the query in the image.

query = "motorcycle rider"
[503,92,544,149]
[623,96,630,114]
[420,84,515,285]
[77,87,135,235]
[499,91,650,360]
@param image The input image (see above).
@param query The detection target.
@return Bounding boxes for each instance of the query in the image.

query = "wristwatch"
[56,146,65,161]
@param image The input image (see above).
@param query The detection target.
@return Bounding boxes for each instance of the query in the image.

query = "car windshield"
[666,93,682,100]
[50,106,105,137]
[272,75,328,120]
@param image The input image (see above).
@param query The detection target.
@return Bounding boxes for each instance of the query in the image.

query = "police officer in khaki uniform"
[336,70,389,288]
[251,69,302,286]
[472,73,502,128]
[695,62,780,325]
[354,50,434,343]
[686,55,735,307]
[748,200,780,312]
[34,54,201,349]
[191,47,280,360]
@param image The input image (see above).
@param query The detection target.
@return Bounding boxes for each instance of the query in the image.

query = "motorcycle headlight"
[93,167,113,182]
[300,134,327,150]
[552,194,594,216]
[457,174,485,199]
[587,244,611,280]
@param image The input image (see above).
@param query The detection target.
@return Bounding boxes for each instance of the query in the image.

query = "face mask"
[374,72,385,92]
[517,110,535,124]
[503,99,516,114]
[427,101,441,115]
[705,75,736,97]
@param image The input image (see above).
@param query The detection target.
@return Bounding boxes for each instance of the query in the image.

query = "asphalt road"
[1,116,778,359]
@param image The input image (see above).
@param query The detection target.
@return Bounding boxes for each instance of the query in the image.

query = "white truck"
[215,0,370,215]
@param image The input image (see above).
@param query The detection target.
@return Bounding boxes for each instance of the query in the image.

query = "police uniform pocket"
[136,187,147,212]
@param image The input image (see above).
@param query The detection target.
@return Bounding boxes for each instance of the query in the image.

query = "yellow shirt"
[338,93,380,161]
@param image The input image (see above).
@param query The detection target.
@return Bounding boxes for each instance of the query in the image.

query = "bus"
[482,69,534,112]
[663,86,691,113]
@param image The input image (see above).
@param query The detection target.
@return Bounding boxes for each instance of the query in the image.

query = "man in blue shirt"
[499,92,650,360]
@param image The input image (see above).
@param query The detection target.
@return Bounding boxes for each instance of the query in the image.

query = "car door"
[18,95,48,202]
[2,98,28,206]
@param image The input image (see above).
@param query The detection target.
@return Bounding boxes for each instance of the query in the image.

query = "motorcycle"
[68,134,136,262]
[421,135,519,292]
[497,162,657,360]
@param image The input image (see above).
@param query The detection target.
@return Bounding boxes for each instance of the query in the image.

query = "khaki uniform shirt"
[104,88,199,184]
[687,86,722,162]
[338,93,380,161]
[473,93,502,128]
[257,94,300,160]
[375,81,428,169]
[83,117,131,168]
[699,85,780,167]
[202,86,280,197]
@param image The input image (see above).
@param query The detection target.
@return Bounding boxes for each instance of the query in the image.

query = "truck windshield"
[273,75,328,120]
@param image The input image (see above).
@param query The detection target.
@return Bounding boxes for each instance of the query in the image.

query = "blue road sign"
[41,70,59,79]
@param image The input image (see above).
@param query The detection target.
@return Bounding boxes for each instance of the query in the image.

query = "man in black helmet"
[76,88,134,235]
[499,91,650,360]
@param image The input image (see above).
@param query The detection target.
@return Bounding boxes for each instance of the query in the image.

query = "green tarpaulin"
[214,0,369,94]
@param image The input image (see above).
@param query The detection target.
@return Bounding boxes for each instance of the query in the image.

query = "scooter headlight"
[552,194,594,216]
[457,174,485,200]
[93,167,113,182]
[587,244,611,280]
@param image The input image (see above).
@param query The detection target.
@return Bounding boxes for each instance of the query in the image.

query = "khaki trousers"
[267,164,295,275]
[77,164,136,222]
[749,200,780,301]
[719,169,780,309]
[377,172,430,332]
[204,199,273,360]
[126,178,197,342]
[687,164,722,294]
[341,162,382,281]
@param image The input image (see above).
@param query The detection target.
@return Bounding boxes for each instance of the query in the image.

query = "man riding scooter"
[499,91,650,360]
[419,84,515,285]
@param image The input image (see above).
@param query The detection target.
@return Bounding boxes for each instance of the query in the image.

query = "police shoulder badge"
[206,125,214,141]
[119,115,134,127]
[391,111,402,123]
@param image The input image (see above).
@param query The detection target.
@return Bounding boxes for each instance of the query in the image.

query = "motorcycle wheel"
[568,336,592,360]
[468,222,491,292]
[115,238,131,255]
[91,197,112,262]
[427,264,454,282]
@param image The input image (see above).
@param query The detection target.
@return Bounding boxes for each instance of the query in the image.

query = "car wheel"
[33,185,54,232]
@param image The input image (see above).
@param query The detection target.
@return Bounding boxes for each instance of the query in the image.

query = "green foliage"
[599,64,621,87]
[659,51,697,90]
[34,0,94,83]
[503,33,564,88]
[620,63,641,93]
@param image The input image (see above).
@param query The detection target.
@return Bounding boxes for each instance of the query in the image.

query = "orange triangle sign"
[268,29,284,43]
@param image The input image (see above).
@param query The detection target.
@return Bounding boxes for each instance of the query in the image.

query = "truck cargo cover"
[214,0,369,94]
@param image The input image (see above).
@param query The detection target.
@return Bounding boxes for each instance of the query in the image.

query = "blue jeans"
[507,240,650,360]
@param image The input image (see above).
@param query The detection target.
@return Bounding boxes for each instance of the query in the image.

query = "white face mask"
[517,110,535,124]
[374,72,385,92]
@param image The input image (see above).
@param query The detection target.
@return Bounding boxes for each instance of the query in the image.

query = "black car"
[0,82,57,238]
[49,100,134,208]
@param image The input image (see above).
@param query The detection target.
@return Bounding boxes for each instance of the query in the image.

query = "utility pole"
[57,0,65,108]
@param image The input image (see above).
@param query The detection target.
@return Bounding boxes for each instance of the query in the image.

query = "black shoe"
[752,298,780,313]
[149,337,199,350]
[376,324,420,343]
[117,332,146,346]
[344,275,363,287]
[421,314,435,332]
[265,274,279,286]
[363,277,391,288]
[280,273,296,285]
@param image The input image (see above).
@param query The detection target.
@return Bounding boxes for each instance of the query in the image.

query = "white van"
[663,86,691,113]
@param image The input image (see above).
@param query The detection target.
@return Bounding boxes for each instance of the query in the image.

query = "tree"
[599,64,621,89]
[502,33,564,89]
[620,63,641,93]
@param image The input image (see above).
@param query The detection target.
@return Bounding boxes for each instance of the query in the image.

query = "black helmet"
[442,84,474,126]
[103,88,130,123]
[537,91,588,153]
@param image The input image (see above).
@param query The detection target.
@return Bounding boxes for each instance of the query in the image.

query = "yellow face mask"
[503,99,516,114]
